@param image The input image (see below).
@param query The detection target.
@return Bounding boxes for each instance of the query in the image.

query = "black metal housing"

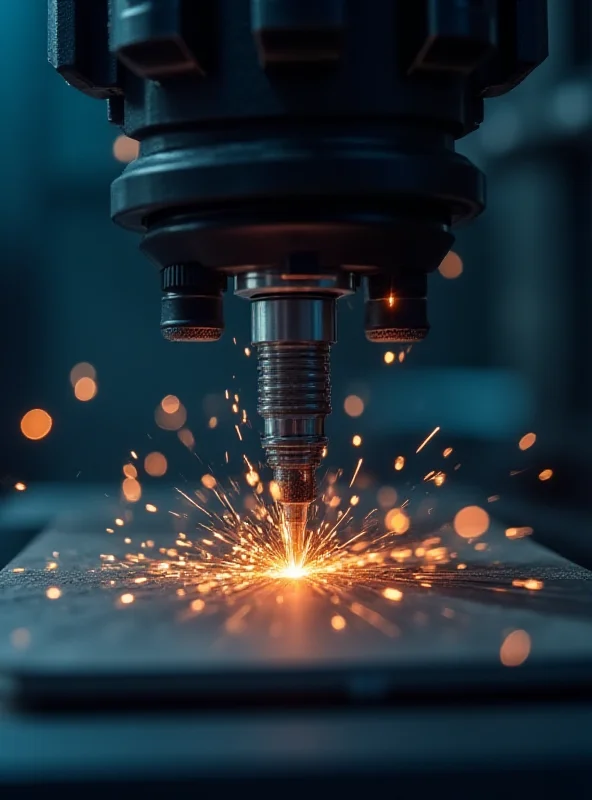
[49,0,548,340]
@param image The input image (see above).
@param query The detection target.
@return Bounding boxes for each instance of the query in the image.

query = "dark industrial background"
[1,0,591,497]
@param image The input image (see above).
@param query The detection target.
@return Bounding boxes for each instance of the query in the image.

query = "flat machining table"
[0,486,591,793]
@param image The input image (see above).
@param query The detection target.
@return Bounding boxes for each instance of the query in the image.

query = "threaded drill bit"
[256,341,331,563]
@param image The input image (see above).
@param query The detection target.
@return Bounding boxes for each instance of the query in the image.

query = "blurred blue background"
[1,0,591,493]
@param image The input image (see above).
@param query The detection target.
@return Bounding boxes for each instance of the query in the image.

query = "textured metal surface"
[0,506,591,676]
[257,341,330,508]
[365,328,428,343]
[364,274,430,341]
[249,284,338,523]
[160,264,225,340]
[48,0,121,99]
[0,512,592,797]
[160,325,223,342]
[1,495,592,787]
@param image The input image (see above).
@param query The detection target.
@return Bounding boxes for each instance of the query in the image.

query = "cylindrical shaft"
[253,296,334,564]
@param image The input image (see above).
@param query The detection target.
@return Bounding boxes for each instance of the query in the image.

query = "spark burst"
[99,349,548,632]
[120,474,398,605]
[107,470,453,640]
[101,461,546,644]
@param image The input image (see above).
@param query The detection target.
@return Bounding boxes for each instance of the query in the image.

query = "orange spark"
[144,452,167,477]
[453,506,489,539]
[512,578,543,591]
[20,409,52,440]
[161,395,180,414]
[416,426,440,454]
[74,377,97,401]
[349,458,363,488]
[519,432,536,451]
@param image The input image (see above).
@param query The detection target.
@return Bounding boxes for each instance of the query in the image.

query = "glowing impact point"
[278,564,308,580]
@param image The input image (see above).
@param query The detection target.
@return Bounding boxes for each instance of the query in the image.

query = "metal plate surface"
[0,504,591,687]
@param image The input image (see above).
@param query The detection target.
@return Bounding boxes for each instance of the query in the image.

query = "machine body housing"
[49,0,548,550]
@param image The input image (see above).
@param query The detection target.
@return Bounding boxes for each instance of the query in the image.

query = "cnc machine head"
[49,0,547,557]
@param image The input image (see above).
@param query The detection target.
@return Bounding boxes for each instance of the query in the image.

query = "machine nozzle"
[281,502,309,567]
[252,294,336,561]
[256,338,330,561]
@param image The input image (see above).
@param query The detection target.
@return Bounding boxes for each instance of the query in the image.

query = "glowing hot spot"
[277,564,308,580]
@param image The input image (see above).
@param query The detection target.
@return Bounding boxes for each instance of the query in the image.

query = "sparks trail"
[416,426,440,454]
[108,467,479,622]
[123,478,378,602]
[106,421,468,610]
[95,435,547,638]
[96,364,547,631]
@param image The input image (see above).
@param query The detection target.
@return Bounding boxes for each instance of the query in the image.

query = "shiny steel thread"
[256,341,331,505]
